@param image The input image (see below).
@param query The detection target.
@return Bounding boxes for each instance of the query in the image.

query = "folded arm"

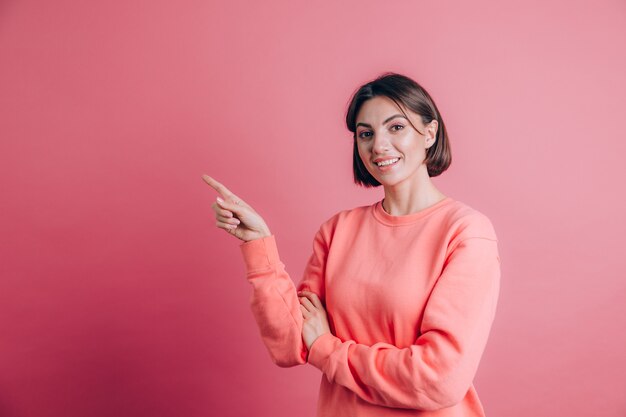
[306,237,501,410]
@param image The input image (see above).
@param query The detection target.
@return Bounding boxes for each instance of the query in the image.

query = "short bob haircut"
[345,72,452,187]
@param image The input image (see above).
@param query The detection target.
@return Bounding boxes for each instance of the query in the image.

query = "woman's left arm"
[303,236,501,411]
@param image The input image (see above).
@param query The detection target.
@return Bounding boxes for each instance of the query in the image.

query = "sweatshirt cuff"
[239,234,281,273]
[307,332,342,373]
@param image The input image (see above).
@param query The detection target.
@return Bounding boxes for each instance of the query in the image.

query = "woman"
[203,72,501,416]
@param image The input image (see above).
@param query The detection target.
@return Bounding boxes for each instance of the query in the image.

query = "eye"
[358,131,372,139]
[391,124,404,131]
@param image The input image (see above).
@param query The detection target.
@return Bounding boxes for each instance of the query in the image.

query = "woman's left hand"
[298,290,331,350]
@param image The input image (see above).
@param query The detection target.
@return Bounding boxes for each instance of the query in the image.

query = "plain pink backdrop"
[1,1,625,416]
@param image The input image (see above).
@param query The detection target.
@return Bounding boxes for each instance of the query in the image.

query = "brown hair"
[345,72,452,187]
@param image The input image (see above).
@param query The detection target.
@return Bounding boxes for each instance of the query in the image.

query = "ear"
[425,120,438,148]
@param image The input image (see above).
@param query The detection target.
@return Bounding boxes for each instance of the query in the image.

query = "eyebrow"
[356,114,407,129]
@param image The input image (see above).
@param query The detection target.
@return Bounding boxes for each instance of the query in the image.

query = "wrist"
[244,231,272,243]
[310,331,331,348]
[306,333,339,371]
[259,229,272,239]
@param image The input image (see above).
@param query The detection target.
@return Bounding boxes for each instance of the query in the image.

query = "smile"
[376,158,400,167]
[375,158,400,171]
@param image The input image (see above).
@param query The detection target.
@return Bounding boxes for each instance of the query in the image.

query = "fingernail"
[217,197,224,203]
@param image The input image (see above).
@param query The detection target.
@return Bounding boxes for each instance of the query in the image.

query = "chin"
[379,174,409,187]
[374,176,397,186]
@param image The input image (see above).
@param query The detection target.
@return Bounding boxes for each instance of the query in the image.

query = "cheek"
[357,147,374,170]
[356,142,369,158]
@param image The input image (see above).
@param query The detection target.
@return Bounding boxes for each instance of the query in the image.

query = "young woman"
[203,72,501,417]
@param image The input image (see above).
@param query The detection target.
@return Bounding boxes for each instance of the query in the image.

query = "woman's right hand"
[201,174,272,242]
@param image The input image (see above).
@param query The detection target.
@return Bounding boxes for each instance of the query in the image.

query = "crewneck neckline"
[372,196,454,226]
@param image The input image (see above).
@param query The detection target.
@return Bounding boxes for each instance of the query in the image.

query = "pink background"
[1,0,625,416]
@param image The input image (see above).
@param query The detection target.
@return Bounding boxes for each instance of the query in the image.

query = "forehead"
[356,96,408,123]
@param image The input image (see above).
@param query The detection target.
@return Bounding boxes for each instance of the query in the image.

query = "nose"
[372,131,392,154]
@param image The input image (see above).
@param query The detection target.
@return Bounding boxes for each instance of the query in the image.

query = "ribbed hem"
[239,235,281,273]
[372,196,454,226]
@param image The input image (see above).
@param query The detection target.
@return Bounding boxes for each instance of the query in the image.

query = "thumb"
[216,197,245,216]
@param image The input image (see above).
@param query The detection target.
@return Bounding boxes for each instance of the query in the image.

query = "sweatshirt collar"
[372,196,453,226]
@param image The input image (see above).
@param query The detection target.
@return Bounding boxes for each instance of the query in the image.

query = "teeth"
[376,158,399,167]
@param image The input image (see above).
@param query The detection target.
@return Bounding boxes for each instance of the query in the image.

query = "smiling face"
[355,95,438,187]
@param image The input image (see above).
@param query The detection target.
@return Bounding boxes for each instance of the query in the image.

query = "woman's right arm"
[202,174,328,367]
[240,228,328,367]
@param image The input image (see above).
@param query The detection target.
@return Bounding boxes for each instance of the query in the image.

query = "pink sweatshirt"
[239,196,501,416]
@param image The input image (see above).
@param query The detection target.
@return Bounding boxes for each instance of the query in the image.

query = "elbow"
[411,378,469,411]
[272,356,299,368]
[269,350,306,368]
[269,349,307,368]
[431,390,466,411]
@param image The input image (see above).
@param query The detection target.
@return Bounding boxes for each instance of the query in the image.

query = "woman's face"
[355,96,437,187]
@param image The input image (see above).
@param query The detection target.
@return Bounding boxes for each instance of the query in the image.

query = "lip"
[373,156,401,163]
[374,157,401,172]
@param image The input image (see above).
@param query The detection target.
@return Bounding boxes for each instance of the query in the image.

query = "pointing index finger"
[202,174,235,199]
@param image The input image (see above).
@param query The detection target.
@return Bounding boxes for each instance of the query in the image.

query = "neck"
[382,168,446,216]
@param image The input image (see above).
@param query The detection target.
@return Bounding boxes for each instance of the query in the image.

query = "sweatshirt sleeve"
[239,226,329,367]
[306,236,501,411]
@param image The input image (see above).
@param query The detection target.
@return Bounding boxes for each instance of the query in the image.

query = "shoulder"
[315,201,372,237]
[442,199,498,242]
